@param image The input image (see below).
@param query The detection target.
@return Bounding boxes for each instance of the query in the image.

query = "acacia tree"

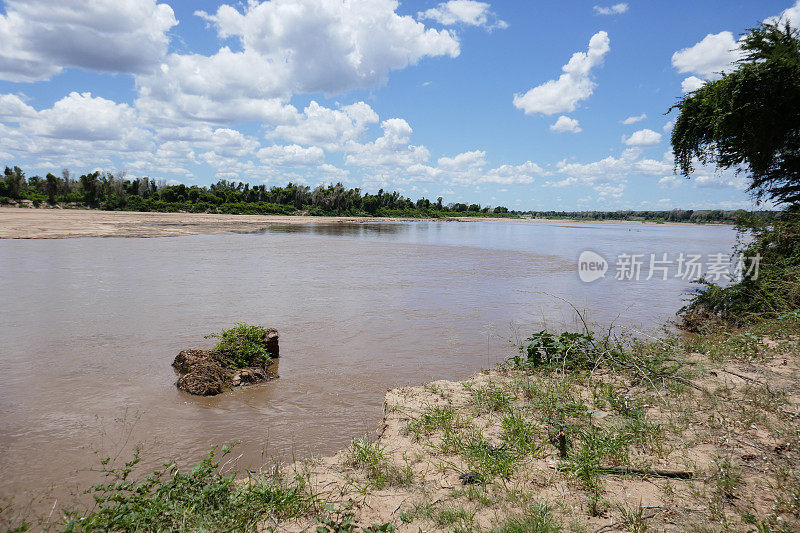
[670,21,800,206]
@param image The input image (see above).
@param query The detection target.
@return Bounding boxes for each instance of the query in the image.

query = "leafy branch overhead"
[671,21,800,206]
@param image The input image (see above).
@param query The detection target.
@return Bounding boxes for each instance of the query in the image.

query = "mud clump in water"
[172,329,279,396]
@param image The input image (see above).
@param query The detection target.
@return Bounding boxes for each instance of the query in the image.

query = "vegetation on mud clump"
[172,324,279,396]
[207,323,278,368]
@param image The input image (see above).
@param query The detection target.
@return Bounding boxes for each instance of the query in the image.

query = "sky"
[0,0,798,211]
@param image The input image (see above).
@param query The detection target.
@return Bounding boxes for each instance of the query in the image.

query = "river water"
[0,220,736,509]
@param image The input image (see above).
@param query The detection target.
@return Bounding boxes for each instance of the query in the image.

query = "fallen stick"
[596,466,694,479]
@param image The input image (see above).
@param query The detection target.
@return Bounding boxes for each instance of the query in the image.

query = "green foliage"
[681,211,800,327]
[671,21,800,205]
[512,330,605,370]
[59,447,311,532]
[0,165,521,219]
[207,323,275,368]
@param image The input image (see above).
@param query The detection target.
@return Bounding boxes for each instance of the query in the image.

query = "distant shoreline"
[0,207,732,239]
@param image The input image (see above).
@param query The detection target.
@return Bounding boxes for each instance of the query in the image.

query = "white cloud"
[622,128,662,147]
[671,31,742,80]
[135,0,460,126]
[680,76,706,93]
[418,1,507,31]
[550,115,582,133]
[543,177,579,188]
[621,113,646,125]
[344,118,430,168]
[0,0,177,82]
[513,31,610,116]
[658,175,683,189]
[764,0,800,26]
[438,150,486,171]
[193,0,459,97]
[257,144,324,166]
[694,173,748,190]
[556,147,671,184]
[28,92,149,146]
[0,94,37,121]
[593,3,628,16]
[269,101,379,151]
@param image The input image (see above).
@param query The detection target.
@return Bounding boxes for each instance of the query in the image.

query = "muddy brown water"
[0,221,735,511]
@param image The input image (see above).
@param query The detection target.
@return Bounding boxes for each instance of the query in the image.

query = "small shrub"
[59,447,311,532]
[207,323,276,368]
[512,330,609,370]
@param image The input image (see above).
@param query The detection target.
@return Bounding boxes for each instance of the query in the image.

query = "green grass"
[500,410,541,456]
[494,503,562,533]
[404,405,465,441]
[467,385,513,414]
[345,437,413,489]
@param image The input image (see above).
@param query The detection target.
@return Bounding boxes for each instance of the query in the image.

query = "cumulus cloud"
[438,150,486,171]
[28,92,148,146]
[0,94,37,121]
[134,0,460,126]
[550,116,582,133]
[418,1,507,31]
[621,113,646,125]
[344,118,430,168]
[658,175,683,189]
[622,129,662,147]
[269,101,379,151]
[257,144,325,166]
[671,31,742,80]
[593,3,628,15]
[557,147,671,182]
[513,31,610,116]
[193,0,459,97]
[680,75,706,93]
[672,2,800,95]
[0,0,177,82]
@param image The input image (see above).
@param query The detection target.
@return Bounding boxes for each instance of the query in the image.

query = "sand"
[0,207,705,239]
[0,208,452,239]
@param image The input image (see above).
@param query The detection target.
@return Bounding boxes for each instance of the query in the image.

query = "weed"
[58,446,312,532]
[345,437,413,489]
[618,503,649,532]
[501,410,542,456]
[404,405,465,441]
[494,503,562,532]
[469,385,513,414]
[460,429,518,481]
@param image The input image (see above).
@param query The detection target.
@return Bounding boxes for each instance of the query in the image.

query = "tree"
[671,21,800,206]
[4,166,25,198]
[45,173,59,204]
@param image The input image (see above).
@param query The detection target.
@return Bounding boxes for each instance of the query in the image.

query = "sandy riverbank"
[0,208,710,239]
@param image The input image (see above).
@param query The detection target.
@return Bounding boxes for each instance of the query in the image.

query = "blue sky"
[0,0,797,210]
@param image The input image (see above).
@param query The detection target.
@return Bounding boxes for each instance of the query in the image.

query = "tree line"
[0,166,514,218]
[0,165,778,222]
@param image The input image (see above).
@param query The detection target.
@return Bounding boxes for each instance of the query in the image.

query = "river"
[0,220,736,509]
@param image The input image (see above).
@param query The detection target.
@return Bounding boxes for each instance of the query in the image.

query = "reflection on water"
[0,220,735,508]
